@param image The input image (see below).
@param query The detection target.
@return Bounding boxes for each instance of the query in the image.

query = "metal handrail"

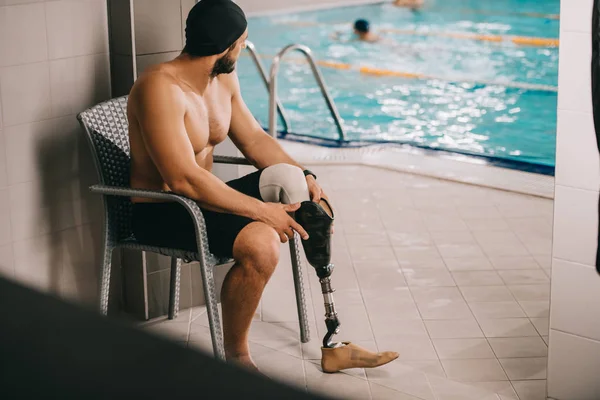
[244,41,291,134]
[268,44,346,142]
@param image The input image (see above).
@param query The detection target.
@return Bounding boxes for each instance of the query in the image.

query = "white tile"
[452,271,504,286]
[437,243,485,259]
[469,302,526,319]
[410,286,463,303]
[472,382,518,400]
[530,318,549,336]
[512,380,547,400]
[429,376,505,400]
[441,359,508,382]
[5,116,80,186]
[489,256,541,270]
[305,360,371,400]
[508,285,550,302]
[555,110,600,191]
[477,318,539,338]
[12,234,62,292]
[366,359,437,399]
[134,0,186,54]
[558,32,592,113]
[430,231,476,246]
[444,257,493,271]
[0,131,7,187]
[547,330,600,400]
[404,269,456,287]
[387,231,433,247]
[550,259,600,341]
[371,319,428,339]
[465,218,511,232]
[0,0,45,5]
[424,215,469,232]
[60,223,101,287]
[457,206,502,220]
[499,358,547,380]
[45,0,109,59]
[425,319,484,339]
[394,246,442,266]
[498,270,549,285]
[344,233,390,248]
[488,337,548,358]
[460,286,514,302]
[552,185,598,266]
[376,336,438,361]
[1,62,51,127]
[368,384,424,400]
[350,245,397,261]
[560,0,593,33]
[50,53,111,117]
[0,243,14,279]
[0,188,11,245]
[0,3,47,67]
[519,301,549,318]
[433,338,495,359]
[474,231,530,257]
[416,297,473,320]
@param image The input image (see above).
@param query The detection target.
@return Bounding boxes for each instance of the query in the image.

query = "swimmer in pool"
[331,19,380,43]
[393,0,424,10]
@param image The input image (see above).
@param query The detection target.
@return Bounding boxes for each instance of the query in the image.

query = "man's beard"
[211,53,236,77]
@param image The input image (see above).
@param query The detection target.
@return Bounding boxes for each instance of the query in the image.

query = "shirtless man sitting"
[128,0,398,374]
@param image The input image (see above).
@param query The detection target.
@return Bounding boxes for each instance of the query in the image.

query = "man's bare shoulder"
[216,70,242,96]
[129,66,184,109]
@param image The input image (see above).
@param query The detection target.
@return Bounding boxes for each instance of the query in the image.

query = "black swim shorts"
[132,169,264,258]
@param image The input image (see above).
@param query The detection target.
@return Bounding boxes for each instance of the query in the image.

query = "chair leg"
[199,259,226,361]
[168,257,182,320]
[99,240,114,316]
[290,234,311,344]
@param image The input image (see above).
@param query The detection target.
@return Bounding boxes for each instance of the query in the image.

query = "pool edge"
[280,139,555,199]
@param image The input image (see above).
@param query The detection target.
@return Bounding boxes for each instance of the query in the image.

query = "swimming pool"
[236,0,559,169]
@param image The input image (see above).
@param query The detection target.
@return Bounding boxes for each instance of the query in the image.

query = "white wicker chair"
[77,96,310,360]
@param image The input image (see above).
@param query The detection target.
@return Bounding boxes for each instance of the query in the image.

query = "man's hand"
[306,175,335,235]
[306,175,324,202]
[257,203,310,243]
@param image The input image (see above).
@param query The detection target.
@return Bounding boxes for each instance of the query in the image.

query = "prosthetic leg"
[258,164,398,372]
[295,199,399,373]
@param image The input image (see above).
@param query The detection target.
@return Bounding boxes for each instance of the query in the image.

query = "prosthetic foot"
[321,342,399,373]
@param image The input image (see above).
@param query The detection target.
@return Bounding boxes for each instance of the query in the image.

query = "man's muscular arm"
[131,74,308,241]
[227,72,303,170]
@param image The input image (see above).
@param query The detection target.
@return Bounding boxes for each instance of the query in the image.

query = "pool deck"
[140,160,552,400]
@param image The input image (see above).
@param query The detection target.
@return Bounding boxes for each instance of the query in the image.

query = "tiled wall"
[548,0,600,398]
[0,0,111,306]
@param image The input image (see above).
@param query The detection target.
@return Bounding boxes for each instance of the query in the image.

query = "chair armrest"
[89,185,207,232]
[212,155,252,166]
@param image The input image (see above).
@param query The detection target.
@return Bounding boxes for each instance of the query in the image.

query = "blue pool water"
[236,0,560,167]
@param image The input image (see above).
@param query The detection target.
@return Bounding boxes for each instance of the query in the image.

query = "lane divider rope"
[241,53,558,92]
[281,21,559,47]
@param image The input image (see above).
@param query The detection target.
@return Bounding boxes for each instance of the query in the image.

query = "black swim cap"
[185,0,247,57]
[354,19,370,33]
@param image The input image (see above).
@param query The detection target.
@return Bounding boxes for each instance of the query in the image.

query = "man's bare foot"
[228,354,262,374]
[321,342,399,373]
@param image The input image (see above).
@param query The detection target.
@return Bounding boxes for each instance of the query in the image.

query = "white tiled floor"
[140,165,551,400]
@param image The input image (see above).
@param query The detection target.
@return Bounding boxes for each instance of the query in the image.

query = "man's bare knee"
[233,222,280,277]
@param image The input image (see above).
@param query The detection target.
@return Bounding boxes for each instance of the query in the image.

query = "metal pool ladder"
[245,41,347,142]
